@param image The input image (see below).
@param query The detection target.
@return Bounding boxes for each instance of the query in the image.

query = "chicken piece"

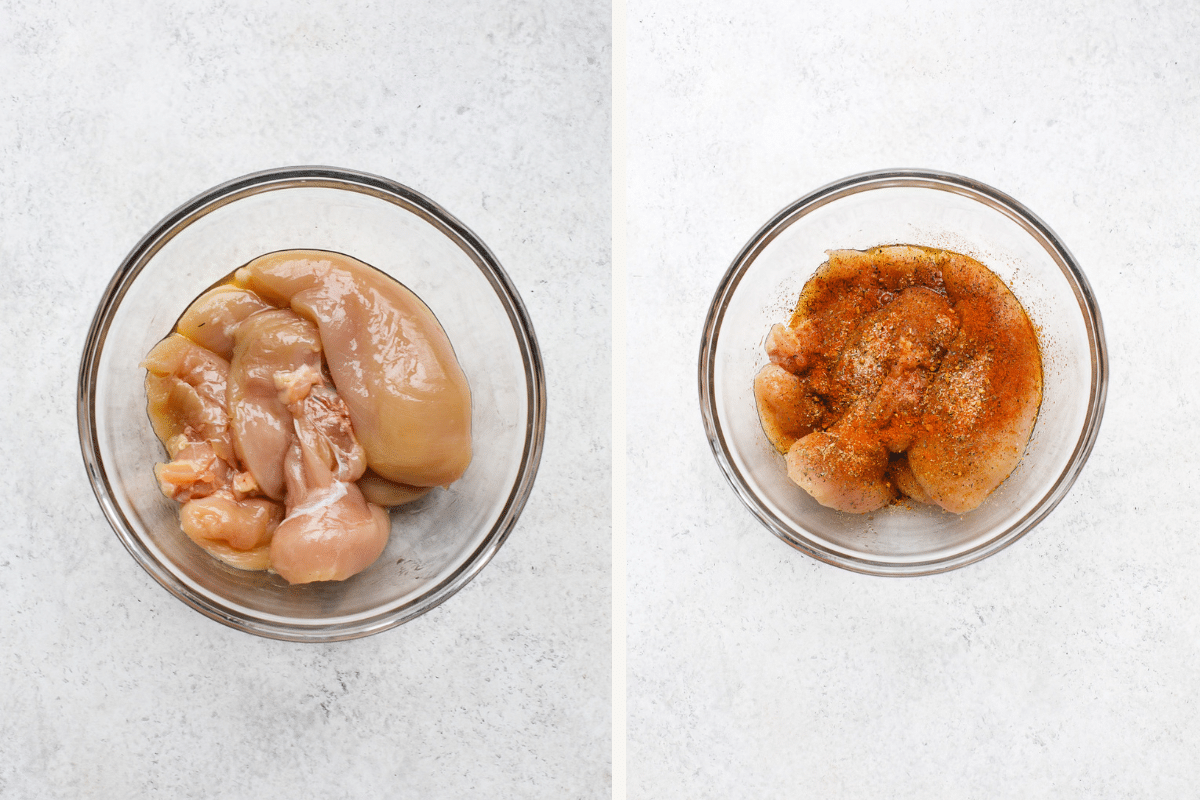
[179,492,283,570]
[143,334,235,466]
[144,336,240,503]
[235,250,472,488]
[784,287,958,513]
[886,454,933,506]
[145,333,288,570]
[283,381,367,483]
[176,284,274,359]
[753,364,823,453]
[865,244,947,294]
[226,309,324,501]
[907,252,1042,513]
[830,287,957,413]
[765,323,815,374]
[265,352,388,584]
[791,249,897,333]
[180,491,282,551]
[837,286,959,452]
[153,438,232,502]
[268,415,390,585]
[786,428,896,514]
[356,469,433,507]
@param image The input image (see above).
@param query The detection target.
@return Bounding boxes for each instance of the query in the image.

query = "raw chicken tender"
[755,245,1042,514]
[144,250,470,584]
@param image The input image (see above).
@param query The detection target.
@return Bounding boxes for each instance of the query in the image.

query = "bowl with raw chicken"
[699,170,1107,575]
[79,167,545,640]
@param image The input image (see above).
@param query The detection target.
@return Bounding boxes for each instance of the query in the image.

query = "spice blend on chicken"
[754,244,1042,514]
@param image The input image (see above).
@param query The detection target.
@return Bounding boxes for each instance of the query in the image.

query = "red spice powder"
[754,244,1042,514]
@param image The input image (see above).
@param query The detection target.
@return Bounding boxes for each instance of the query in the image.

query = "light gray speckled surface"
[628,1,1200,798]
[0,1,609,798]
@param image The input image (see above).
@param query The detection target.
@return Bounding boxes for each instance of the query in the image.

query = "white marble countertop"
[0,2,610,798]
[627,1,1200,797]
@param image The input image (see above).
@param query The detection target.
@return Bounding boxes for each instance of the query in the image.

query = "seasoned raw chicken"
[906,251,1043,513]
[787,428,895,514]
[756,245,1042,514]
[753,363,821,453]
[235,250,472,488]
[770,284,959,513]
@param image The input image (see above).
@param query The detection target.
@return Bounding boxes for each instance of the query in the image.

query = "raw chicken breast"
[147,249,470,582]
[755,245,1042,515]
[143,334,235,466]
[226,309,324,501]
[906,251,1043,513]
[176,284,274,358]
[268,410,390,585]
[235,250,472,488]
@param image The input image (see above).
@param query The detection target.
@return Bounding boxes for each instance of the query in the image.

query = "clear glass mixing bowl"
[699,170,1107,575]
[79,166,546,639]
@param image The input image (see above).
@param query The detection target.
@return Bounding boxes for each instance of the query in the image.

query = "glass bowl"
[699,170,1107,576]
[79,166,546,640]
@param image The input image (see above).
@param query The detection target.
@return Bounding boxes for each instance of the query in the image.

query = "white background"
[627,1,1200,797]
[0,1,610,797]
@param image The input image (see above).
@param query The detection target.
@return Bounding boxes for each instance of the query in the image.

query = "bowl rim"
[78,165,547,640]
[698,168,1108,576]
